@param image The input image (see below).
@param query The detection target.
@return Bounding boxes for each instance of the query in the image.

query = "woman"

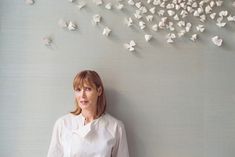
[47,70,129,157]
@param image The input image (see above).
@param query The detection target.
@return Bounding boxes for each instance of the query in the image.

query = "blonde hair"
[71,70,106,117]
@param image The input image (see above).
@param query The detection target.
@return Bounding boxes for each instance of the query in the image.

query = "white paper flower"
[210,1,215,7]
[199,1,204,7]
[153,0,161,6]
[180,2,186,8]
[145,34,152,42]
[187,6,194,13]
[77,1,86,9]
[216,22,226,28]
[166,22,175,31]
[105,3,112,10]
[180,10,188,18]
[168,26,175,31]
[216,0,223,7]
[116,3,124,10]
[160,2,166,8]
[217,16,223,23]
[227,15,235,22]
[219,11,228,17]
[168,21,173,27]
[102,27,111,36]
[172,0,177,5]
[93,0,103,5]
[158,21,166,29]
[158,10,165,16]
[196,25,205,32]
[92,14,102,25]
[149,7,156,14]
[167,10,175,16]
[178,30,186,37]
[128,0,135,5]
[140,6,148,14]
[166,3,174,9]
[175,4,180,10]
[167,33,176,39]
[200,15,206,22]
[190,34,198,41]
[68,21,77,31]
[161,17,168,22]
[205,5,212,14]
[166,33,176,43]
[152,24,158,31]
[139,21,146,29]
[193,10,200,17]
[178,21,186,27]
[192,2,197,8]
[185,22,192,32]
[124,40,136,52]
[147,0,153,4]
[134,10,142,19]
[173,14,179,21]
[210,13,216,19]
[211,36,223,46]
[124,17,133,27]
[25,0,34,5]
[135,2,142,8]
[43,36,52,46]
[197,7,203,15]
[146,15,153,22]
[167,38,174,43]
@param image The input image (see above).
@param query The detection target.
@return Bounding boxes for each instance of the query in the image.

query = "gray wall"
[1,0,235,157]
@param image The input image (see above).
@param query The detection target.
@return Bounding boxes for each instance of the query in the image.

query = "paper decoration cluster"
[74,0,235,50]
[26,0,235,51]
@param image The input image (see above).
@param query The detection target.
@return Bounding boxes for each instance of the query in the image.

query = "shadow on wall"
[105,88,148,157]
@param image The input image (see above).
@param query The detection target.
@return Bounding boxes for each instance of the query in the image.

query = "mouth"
[80,100,88,105]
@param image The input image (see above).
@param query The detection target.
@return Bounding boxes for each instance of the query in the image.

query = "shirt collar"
[72,113,102,137]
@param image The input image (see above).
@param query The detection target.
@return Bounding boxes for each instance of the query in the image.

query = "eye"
[75,88,81,92]
[84,87,92,91]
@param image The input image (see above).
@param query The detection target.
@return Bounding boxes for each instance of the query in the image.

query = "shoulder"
[55,113,75,123]
[102,113,123,124]
[100,113,125,134]
[53,113,78,130]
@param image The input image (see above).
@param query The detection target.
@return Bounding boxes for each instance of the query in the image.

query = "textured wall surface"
[1,0,235,157]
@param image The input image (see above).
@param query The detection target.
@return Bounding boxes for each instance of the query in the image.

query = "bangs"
[73,75,95,90]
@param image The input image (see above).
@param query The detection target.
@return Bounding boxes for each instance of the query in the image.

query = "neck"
[81,110,97,124]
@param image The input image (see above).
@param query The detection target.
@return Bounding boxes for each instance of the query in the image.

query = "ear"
[97,87,102,96]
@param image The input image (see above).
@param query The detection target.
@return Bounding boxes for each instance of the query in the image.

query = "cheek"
[91,94,99,101]
[74,92,80,98]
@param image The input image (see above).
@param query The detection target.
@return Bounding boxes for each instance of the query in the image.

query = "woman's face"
[74,83,102,112]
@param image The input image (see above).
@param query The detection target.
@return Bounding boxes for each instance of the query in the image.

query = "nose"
[81,89,86,98]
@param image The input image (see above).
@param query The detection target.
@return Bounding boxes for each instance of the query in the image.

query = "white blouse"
[47,113,129,157]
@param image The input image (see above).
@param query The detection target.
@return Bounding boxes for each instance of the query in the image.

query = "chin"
[79,104,90,110]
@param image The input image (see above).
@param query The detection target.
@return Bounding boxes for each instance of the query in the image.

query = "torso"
[57,113,121,157]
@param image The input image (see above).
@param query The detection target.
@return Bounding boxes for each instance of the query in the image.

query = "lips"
[80,100,88,104]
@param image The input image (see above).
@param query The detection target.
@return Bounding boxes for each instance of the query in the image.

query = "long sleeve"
[47,119,64,157]
[112,122,129,157]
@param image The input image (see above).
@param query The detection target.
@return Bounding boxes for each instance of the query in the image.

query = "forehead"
[74,77,96,89]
